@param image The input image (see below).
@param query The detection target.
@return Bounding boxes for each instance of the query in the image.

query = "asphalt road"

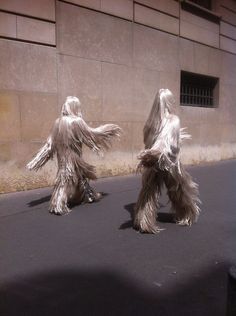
[0,160,236,316]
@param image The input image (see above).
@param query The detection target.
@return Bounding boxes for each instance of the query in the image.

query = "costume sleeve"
[27,136,54,171]
[27,119,59,171]
[73,118,121,154]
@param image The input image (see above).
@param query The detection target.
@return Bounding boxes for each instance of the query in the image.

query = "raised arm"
[27,119,59,171]
[27,135,54,171]
[73,118,121,154]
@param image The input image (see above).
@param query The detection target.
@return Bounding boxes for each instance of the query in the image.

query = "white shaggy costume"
[134,89,200,233]
[27,96,121,215]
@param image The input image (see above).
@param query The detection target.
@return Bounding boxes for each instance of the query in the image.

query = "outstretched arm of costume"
[74,118,121,154]
[27,136,54,171]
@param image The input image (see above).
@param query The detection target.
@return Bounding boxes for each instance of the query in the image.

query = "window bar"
[181,72,218,108]
[190,86,192,105]
[201,88,203,106]
[201,87,203,106]
[186,85,188,104]
[188,85,191,105]
[207,88,209,106]
[203,87,205,106]
[185,85,187,105]
[193,85,195,105]
[203,88,206,106]
[199,87,202,106]
[187,85,189,105]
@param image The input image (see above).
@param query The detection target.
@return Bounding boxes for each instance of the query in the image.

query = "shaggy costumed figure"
[27,96,121,215]
[134,89,200,233]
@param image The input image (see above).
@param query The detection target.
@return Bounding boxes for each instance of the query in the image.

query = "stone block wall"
[0,0,236,192]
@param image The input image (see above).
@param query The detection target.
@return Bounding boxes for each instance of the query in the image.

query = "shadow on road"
[120,202,175,230]
[0,264,228,316]
[27,195,51,207]
[27,192,109,209]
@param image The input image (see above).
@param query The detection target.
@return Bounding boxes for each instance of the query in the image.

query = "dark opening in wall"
[190,0,211,10]
[181,0,220,24]
[180,71,219,108]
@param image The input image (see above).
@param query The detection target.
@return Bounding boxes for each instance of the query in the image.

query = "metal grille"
[181,85,213,107]
[180,71,218,108]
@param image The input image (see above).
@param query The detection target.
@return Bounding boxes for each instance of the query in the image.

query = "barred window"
[180,71,219,108]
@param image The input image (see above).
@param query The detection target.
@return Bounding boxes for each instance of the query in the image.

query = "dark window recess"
[180,71,219,107]
[181,0,220,24]
[190,0,211,10]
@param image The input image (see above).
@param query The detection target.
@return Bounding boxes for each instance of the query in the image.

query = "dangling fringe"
[134,163,200,233]
[27,137,54,171]
[134,168,165,233]
[27,112,121,215]
[73,119,122,154]
[164,164,200,225]
[134,89,200,233]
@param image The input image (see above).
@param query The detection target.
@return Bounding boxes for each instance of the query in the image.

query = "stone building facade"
[0,0,236,192]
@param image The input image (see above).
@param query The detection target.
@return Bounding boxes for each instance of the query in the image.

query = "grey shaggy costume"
[27,96,121,215]
[134,89,200,233]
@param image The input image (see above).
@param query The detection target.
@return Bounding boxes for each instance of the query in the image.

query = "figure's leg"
[49,178,73,215]
[164,165,200,225]
[71,156,101,204]
[82,178,102,203]
[134,168,164,234]
[69,177,102,206]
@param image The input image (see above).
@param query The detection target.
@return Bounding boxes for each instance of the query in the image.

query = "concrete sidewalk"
[0,160,236,316]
